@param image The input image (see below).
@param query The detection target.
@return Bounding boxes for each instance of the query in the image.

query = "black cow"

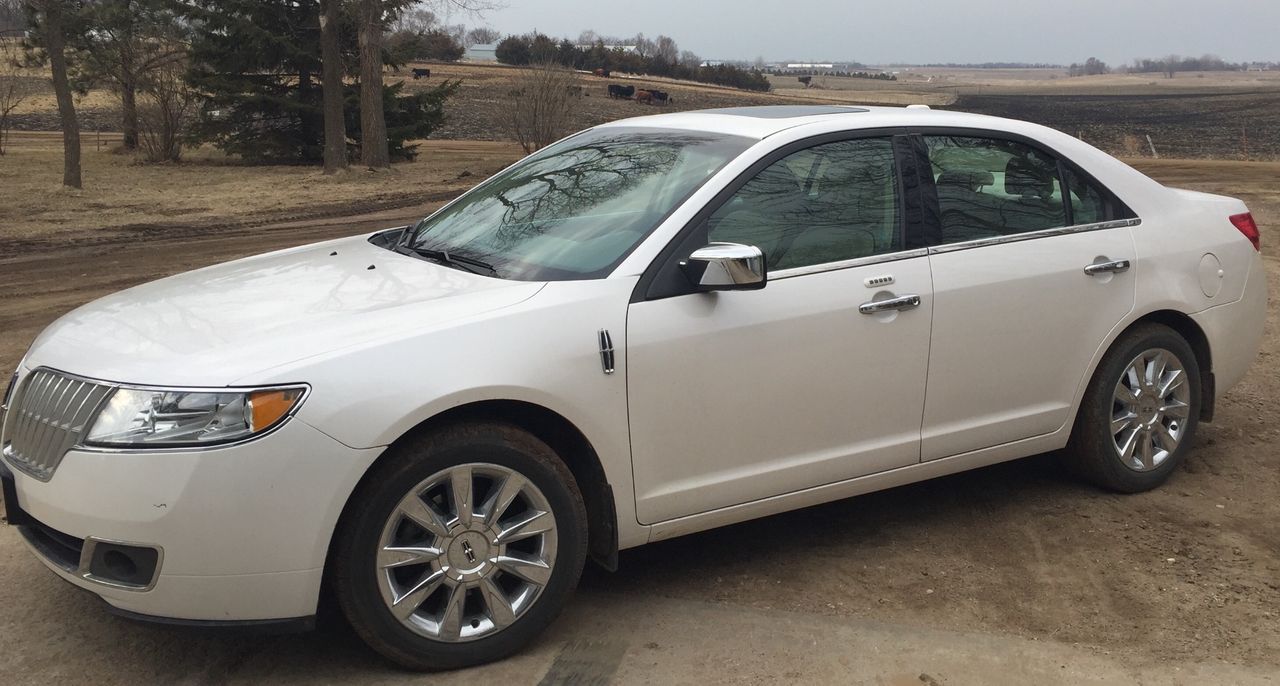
[412,68,431,80]
[649,90,671,104]
[607,84,635,99]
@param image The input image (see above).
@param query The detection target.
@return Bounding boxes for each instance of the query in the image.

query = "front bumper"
[2,417,382,621]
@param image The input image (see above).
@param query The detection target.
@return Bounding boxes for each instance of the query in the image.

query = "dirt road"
[0,160,1278,684]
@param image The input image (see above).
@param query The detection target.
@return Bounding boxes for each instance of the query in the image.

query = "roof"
[596,105,1020,141]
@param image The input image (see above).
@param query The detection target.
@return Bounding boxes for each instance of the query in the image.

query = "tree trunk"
[320,0,347,174]
[358,0,389,169]
[43,1,81,188]
[120,79,138,150]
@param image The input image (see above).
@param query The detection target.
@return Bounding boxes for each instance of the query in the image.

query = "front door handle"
[1084,259,1130,276]
[859,294,921,315]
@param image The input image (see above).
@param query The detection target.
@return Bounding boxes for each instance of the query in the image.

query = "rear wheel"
[1068,323,1201,492]
[332,422,588,670]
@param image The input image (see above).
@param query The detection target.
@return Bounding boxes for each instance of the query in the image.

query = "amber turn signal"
[248,388,305,431]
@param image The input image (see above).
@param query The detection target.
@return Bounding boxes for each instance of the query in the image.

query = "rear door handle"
[1084,259,1130,276]
[859,294,921,315]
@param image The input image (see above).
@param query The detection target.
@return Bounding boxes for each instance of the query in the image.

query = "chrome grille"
[0,369,112,481]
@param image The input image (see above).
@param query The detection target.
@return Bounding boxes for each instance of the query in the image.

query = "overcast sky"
[451,0,1278,65]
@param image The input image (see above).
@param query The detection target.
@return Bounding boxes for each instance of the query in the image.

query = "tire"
[332,422,589,671]
[1067,322,1201,493]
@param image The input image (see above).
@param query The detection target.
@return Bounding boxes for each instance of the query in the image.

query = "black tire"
[1067,322,1201,493]
[331,422,589,671]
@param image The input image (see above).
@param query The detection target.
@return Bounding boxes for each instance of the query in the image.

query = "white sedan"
[0,106,1265,669]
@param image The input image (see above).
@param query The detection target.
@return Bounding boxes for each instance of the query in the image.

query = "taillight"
[1230,212,1260,252]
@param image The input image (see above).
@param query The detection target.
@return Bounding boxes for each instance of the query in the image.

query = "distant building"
[465,43,498,62]
[576,44,638,53]
[787,63,836,69]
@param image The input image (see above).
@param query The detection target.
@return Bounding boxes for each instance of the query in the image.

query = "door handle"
[859,294,921,315]
[1084,259,1130,276]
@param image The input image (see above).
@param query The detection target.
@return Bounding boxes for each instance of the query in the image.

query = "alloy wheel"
[375,463,558,642]
[1110,348,1192,472]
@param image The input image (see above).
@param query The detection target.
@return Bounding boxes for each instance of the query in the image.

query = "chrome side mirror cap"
[680,242,767,291]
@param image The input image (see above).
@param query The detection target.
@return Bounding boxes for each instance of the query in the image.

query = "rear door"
[914,132,1138,460]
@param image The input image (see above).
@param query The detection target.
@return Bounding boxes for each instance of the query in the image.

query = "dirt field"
[0,151,1278,683]
[11,60,1280,160]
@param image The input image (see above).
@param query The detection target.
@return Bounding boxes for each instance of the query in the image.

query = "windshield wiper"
[396,245,500,277]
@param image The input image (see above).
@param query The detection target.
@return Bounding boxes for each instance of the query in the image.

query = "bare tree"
[0,34,33,155]
[320,0,346,173]
[504,62,578,154]
[654,35,678,64]
[465,26,499,46]
[72,0,185,151]
[632,33,655,60]
[136,56,194,162]
[25,0,80,187]
[678,49,702,70]
[394,6,436,32]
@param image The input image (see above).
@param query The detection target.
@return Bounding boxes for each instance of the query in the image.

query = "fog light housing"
[85,541,161,589]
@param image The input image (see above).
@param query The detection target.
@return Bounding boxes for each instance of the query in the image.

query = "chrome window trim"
[759,217,1140,281]
[0,367,310,473]
[769,248,930,280]
[926,218,1142,255]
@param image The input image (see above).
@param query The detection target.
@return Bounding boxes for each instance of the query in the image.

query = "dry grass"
[0,132,523,241]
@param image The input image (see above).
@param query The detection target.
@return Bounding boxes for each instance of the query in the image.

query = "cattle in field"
[649,90,671,104]
[607,84,635,99]
[593,68,611,77]
[412,68,431,80]
[635,89,654,104]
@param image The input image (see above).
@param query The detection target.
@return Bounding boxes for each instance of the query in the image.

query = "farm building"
[465,43,498,62]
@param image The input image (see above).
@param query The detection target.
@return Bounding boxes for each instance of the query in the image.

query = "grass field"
[0,132,522,245]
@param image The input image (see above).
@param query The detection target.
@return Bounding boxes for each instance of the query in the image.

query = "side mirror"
[680,242,767,291]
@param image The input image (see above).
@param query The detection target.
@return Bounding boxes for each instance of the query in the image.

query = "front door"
[626,135,934,524]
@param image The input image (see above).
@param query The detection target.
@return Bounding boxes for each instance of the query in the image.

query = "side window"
[1063,166,1108,225]
[708,138,901,271]
[924,136,1066,245]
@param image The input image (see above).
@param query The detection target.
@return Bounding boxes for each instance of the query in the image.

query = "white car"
[0,106,1265,669]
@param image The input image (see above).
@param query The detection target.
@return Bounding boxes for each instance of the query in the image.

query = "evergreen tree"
[178,0,454,164]
[180,0,328,162]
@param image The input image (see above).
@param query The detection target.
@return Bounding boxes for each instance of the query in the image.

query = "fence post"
[1145,134,1159,159]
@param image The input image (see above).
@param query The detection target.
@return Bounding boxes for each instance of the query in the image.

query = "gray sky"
[455,0,1279,65]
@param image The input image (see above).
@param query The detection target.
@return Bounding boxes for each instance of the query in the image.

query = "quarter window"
[1063,166,1108,225]
[924,136,1066,244]
[707,138,901,271]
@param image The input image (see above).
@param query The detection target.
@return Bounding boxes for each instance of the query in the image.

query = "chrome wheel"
[1111,348,1192,472]
[376,463,558,643]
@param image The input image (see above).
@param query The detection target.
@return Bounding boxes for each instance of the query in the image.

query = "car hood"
[22,234,545,386]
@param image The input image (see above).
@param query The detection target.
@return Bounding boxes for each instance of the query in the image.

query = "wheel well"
[1128,310,1214,421]
[329,400,619,576]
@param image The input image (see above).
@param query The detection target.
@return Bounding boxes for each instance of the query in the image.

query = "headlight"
[85,386,306,448]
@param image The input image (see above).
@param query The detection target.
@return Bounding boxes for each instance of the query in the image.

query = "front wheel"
[1067,322,1201,493]
[332,422,588,670]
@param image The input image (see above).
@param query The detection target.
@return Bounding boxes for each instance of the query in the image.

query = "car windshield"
[400,127,754,281]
